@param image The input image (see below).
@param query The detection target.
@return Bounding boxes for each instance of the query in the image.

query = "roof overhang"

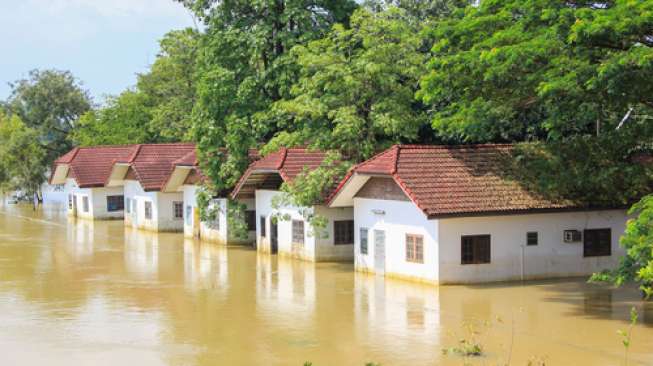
[328,172,375,207]
[231,169,285,200]
[106,163,131,187]
[49,164,70,185]
[162,166,193,193]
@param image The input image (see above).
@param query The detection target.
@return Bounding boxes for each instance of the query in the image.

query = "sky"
[0,0,196,104]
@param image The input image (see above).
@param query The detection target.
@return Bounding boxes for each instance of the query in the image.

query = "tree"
[264,7,433,161]
[71,91,154,146]
[418,0,653,142]
[137,28,199,142]
[0,112,47,199]
[179,0,358,190]
[6,69,91,165]
[592,195,653,299]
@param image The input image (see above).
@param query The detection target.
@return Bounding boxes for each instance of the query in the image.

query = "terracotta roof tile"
[53,145,138,188]
[127,143,196,191]
[332,144,576,218]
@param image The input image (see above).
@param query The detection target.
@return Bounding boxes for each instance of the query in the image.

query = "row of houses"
[50,143,629,285]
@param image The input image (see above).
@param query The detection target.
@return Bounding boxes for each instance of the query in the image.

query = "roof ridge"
[127,144,143,163]
[276,147,288,170]
[397,143,515,149]
[75,144,137,149]
[391,145,400,175]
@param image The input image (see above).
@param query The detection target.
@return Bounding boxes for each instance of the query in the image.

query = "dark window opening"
[334,220,354,245]
[245,210,256,231]
[360,228,368,255]
[173,201,184,219]
[583,228,611,257]
[461,235,491,265]
[260,216,267,238]
[527,232,538,246]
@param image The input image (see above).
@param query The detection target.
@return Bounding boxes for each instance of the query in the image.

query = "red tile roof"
[124,143,196,191]
[330,144,576,218]
[52,145,138,188]
[231,147,330,200]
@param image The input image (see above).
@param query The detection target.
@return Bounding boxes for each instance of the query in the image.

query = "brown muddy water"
[0,204,652,366]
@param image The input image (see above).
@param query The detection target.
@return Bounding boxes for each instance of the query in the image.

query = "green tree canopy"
[71,91,153,146]
[418,0,653,142]
[6,69,91,165]
[181,0,358,190]
[264,7,433,161]
[0,112,47,196]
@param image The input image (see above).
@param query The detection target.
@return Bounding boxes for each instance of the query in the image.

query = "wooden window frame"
[292,220,305,246]
[583,228,611,257]
[461,235,491,265]
[334,220,354,245]
[526,231,538,246]
[173,201,184,220]
[360,227,369,255]
[405,234,424,263]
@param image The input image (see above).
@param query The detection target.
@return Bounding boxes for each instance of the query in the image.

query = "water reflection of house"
[107,143,195,232]
[124,228,160,277]
[329,145,629,284]
[50,145,137,220]
[232,148,354,262]
[256,256,316,323]
[166,149,257,245]
[183,239,229,290]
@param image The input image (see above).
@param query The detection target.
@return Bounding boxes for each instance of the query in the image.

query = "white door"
[374,230,385,275]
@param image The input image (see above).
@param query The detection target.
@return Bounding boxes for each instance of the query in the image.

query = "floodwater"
[0,204,652,366]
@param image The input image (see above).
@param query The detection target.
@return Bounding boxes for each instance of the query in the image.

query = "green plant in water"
[442,320,487,358]
[618,307,639,366]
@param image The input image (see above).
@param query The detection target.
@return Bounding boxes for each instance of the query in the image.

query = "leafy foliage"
[266,7,432,161]
[182,0,357,191]
[591,196,653,299]
[418,0,653,142]
[6,69,91,165]
[0,112,47,196]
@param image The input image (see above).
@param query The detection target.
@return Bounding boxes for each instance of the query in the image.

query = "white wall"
[64,178,125,220]
[353,197,439,283]
[123,180,184,232]
[256,189,354,262]
[438,209,629,284]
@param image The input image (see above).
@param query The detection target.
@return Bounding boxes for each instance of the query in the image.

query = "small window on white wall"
[173,201,184,219]
[185,205,192,226]
[82,196,89,213]
[360,228,368,255]
[125,198,131,213]
[144,201,152,220]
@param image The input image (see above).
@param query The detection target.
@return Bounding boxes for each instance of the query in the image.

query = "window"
[584,228,611,257]
[68,194,73,209]
[292,220,305,245]
[360,228,369,255]
[334,220,354,245]
[185,205,192,226]
[406,234,424,263]
[173,201,184,219]
[106,195,124,212]
[82,196,89,213]
[245,210,256,231]
[527,232,538,246]
[260,216,267,238]
[132,199,137,216]
[144,201,152,220]
[461,235,491,265]
[125,198,131,213]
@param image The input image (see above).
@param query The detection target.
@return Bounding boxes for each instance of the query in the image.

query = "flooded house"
[328,144,628,284]
[163,148,258,245]
[231,147,354,262]
[50,145,137,220]
[106,143,196,232]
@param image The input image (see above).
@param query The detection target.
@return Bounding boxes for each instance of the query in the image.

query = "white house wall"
[123,180,184,232]
[437,209,628,284]
[353,197,439,283]
[64,178,125,220]
[256,189,354,262]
